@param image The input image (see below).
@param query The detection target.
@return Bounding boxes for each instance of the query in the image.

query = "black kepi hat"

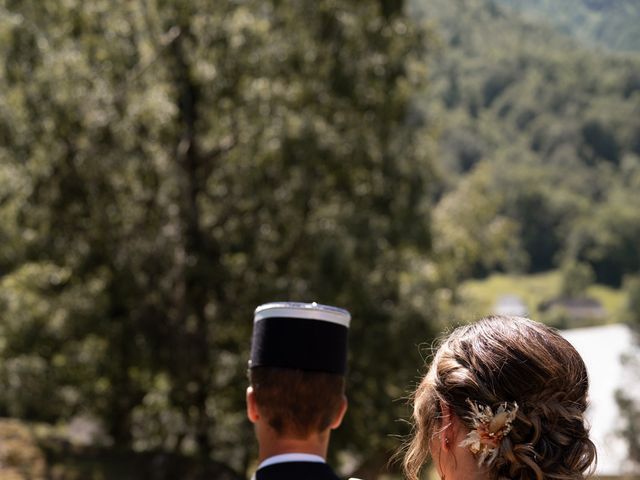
[249,302,351,375]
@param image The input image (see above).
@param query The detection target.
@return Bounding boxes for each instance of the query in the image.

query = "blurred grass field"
[459,270,626,324]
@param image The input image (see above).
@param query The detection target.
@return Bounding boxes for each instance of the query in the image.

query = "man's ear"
[246,386,260,423]
[329,395,348,430]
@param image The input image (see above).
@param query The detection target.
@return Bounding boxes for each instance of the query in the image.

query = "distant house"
[493,295,528,317]
[540,296,606,321]
[561,324,640,479]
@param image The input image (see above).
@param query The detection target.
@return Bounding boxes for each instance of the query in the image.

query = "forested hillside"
[411,0,640,290]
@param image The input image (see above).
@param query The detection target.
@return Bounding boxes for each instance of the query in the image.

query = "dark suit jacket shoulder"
[255,461,341,480]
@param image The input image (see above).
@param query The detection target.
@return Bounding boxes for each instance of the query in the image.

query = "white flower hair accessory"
[459,399,519,466]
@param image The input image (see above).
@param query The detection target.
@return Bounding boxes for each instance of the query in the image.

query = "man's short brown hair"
[249,366,346,438]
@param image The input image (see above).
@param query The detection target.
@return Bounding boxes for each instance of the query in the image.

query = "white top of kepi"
[254,302,351,327]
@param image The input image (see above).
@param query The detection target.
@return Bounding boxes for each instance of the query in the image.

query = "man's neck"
[258,429,330,463]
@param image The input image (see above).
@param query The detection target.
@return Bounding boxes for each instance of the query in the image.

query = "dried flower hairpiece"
[459,399,519,466]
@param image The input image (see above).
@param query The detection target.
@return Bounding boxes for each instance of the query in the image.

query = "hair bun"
[403,316,597,480]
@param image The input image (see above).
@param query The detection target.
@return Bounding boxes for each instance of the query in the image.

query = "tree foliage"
[0,0,439,475]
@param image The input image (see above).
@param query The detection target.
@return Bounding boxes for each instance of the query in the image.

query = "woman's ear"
[439,401,453,452]
[440,401,452,422]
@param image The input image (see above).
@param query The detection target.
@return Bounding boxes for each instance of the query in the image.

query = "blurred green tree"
[565,189,640,286]
[616,275,640,470]
[623,275,640,326]
[0,0,439,475]
[560,260,595,298]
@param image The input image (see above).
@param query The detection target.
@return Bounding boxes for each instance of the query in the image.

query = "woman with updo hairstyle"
[404,315,596,480]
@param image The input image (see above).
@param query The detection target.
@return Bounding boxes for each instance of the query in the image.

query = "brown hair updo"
[404,315,596,480]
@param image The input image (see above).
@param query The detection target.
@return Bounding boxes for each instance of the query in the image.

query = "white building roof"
[561,324,640,477]
[493,295,528,317]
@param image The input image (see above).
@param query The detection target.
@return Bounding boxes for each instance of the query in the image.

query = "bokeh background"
[0,0,639,479]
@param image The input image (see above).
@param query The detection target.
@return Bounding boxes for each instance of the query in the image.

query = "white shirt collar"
[257,453,325,470]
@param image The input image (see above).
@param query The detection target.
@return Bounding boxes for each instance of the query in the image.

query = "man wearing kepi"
[247,302,351,480]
